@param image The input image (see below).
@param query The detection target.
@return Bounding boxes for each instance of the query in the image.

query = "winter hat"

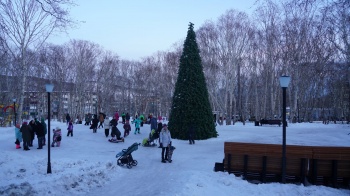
[56,126,61,130]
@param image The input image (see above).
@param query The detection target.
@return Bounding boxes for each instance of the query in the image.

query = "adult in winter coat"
[15,124,22,149]
[110,120,123,141]
[91,114,99,133]
[125,113,130,122]
[103,117,111,137]
[121,112,126,124]
[85,113,91,125]
[188,124,196,145]
[98,113,105,128]
[140,114,145,127]
[110,116,118,127]
[20,121,32,151]
[156,121,163,144]
[150,115,157,131]
[114,111,120,122]
[35,120,45,149]
[159,124,172,163]
[28,120,36,147]
[40,118,47,145]
[66,113,71,125]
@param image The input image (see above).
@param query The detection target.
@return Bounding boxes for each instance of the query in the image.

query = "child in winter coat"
[123,120,131,137]
[67,122,73,137]
[104,117,110,137]
[52,127,62,147]
[15,124,22,149]
[132,117,142,134]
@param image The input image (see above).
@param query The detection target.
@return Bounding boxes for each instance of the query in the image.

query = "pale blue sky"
[49,0,257,60]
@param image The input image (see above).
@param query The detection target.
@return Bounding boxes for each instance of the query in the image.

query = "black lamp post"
[279,75,291,183]
[13,98,16,126]
[46,84,54,174]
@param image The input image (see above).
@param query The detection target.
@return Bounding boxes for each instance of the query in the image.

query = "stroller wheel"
[132,160,138,166]
[127,163,132,169]
[117,159,123,166]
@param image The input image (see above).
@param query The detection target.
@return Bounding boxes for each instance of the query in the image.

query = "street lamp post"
[46,84,54,174]
[13,98,16,126]
[279,75,291,184]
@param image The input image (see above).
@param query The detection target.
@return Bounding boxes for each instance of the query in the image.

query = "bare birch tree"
[0,0,73,122]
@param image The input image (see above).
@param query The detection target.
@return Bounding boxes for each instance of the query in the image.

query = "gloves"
[160,143,163,148]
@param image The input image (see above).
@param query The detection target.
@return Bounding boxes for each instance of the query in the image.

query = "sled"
[108,138,124,143]
[167,145,176,162]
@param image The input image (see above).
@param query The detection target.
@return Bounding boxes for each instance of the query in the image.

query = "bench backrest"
[224,142,313,176]
[224,142,350,178]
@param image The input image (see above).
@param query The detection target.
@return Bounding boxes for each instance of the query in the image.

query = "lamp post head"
[279,76,291,88]
[45,84,54,93]
[13,98,16,102]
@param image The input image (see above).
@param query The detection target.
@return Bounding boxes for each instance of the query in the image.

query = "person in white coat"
[104,117,111,137]
[159,124,172,163]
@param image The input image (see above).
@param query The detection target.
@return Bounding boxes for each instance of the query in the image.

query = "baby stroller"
[116,142,140,169]
[142,129,159,147]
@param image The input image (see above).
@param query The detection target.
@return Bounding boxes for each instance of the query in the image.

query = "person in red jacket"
[114,111,119,122]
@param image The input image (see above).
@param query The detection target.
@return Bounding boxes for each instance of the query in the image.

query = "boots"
[16,144,21,149]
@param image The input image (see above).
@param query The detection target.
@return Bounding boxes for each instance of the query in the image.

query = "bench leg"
[312,159,318,185]
[332,160,338,188]
[227,154,232,173]
[243,155,248,180]
[300,158,306,185]
[261,156,267,183]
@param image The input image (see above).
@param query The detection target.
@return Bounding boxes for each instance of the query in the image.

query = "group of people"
[15,111,195,165]
[86,111,138,141]
[87,111,176,163]
[14,118,47,150]
[147,114,174,163]
[15,114,76,151]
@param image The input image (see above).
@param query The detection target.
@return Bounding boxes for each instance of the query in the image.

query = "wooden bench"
[259,119,281,126]
[223,142,350,188]
[310,146,350,187]
[224,142,313,184]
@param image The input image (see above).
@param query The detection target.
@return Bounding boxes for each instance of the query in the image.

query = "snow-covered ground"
[0,120,349,196]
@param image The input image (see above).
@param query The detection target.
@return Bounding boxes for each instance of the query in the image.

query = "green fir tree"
[168,22,217,140]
